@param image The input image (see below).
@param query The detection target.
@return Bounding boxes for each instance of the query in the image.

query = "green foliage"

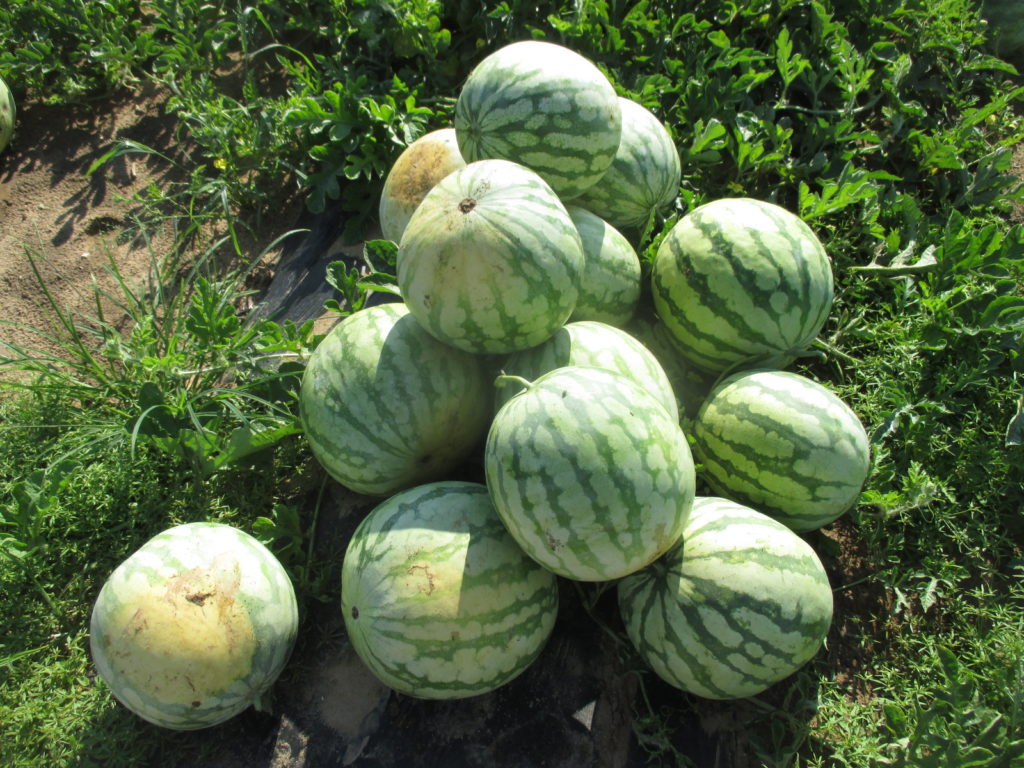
[1,0,1024,766]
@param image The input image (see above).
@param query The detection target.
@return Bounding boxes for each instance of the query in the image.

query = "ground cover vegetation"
[1,0,1023,765]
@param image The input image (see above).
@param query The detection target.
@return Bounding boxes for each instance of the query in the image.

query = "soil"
[2,89,1023,767]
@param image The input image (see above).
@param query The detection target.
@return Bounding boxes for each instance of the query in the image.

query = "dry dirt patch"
[0,85,204,372]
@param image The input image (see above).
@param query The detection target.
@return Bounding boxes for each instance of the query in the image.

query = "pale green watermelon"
[566,206,642,327]
[693,369,871,532]
[618,496,834,700]
[454,41,622,200]
[341,481,559,699]
[90,523,298,729]
[485,366,696,581]
[651,198,834,374]
[0,74,14,154]
[397,159,584,354]
[572,97,681,229]
[299,302,491,496]
[625,310,716,424]
[379,127,466,244]
[494,320,679,423]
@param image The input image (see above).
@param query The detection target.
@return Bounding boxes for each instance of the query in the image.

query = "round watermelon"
[572,97,681,229]
[485,366,696,582]
[651,197,834,374]
[618,496,834,700]
[693,369,871,532]
[341,481,559,699]
[981,0,1024,60]
[626,310,716,424]
[454,41,622,200]
[90,522,298,730]
[299,302,491,496]
[494,320,679,423]
[397,158,584,354]
[0,74,14,154]
[379,127,466,244]
[566,206,642,327]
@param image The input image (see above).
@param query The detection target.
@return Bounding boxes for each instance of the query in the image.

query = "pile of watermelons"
[89,41,871,729]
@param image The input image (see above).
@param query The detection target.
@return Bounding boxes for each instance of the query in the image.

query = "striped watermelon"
[485,366,696,582]
[341,481,558,699]
[454,41,622,200]
[90,523,298,729]
[618,496,834,700]
[651,198,834,374]
[397,159,584,354]
[573,97,681,230]
[379,127,466,244]
[0,74,14,154]
[566,206,642,327]
[626,310,716,424]
[494,320,679,422]
[299,302,491,496]
[693,369,871,532]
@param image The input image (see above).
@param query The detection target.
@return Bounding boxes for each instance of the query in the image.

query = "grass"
[2,0,1024,766]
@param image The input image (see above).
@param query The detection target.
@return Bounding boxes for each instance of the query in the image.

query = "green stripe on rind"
[494,320,679,423]
[651,198,833,374]
[566,206,642,327]
[341,482,558,699]
[573,98,681,229]
[454,41,621,200]
[693,369,870,532]
[299,303,491,496]
[618,497,833,700]
[398,159,585,354]
[90,523,298,730]
[625,311,716,424]
[485,366,695,582]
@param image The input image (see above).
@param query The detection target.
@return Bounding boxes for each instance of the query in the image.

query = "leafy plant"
[879,647,1024,767]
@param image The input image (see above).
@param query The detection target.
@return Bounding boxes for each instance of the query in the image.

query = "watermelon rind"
[651,197,834,375]
[299,302,491,496]
[397,158,584,354]
[379,127,466,244]
[494,320,679,423]
[618,496,834,700]
[454,40,622,200]
[341,481,559,699]
[572,97,682,230]
[89,522,298,730]
[566,206,642,327]
[0,74,14,154]
[485,366,696,582]
[626,309,717,426]
[693,369,871,532]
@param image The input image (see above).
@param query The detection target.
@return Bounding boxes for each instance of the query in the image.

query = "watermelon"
[651,198,834,374]
[566,206,642,327]
[573,97,682,230]
[341,481,558,699]
[485,366,696,582]
[494,320,679,423]
[90,522,298,730]
[0,74,14,154]
[618,496,834,700]
[454,41,621,200]
[397,159,584,354]
[693,369,871,532]
[981,0,1024,60]
[299,302,491,496]
[379,127,466,244]
[626,310,716,424]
